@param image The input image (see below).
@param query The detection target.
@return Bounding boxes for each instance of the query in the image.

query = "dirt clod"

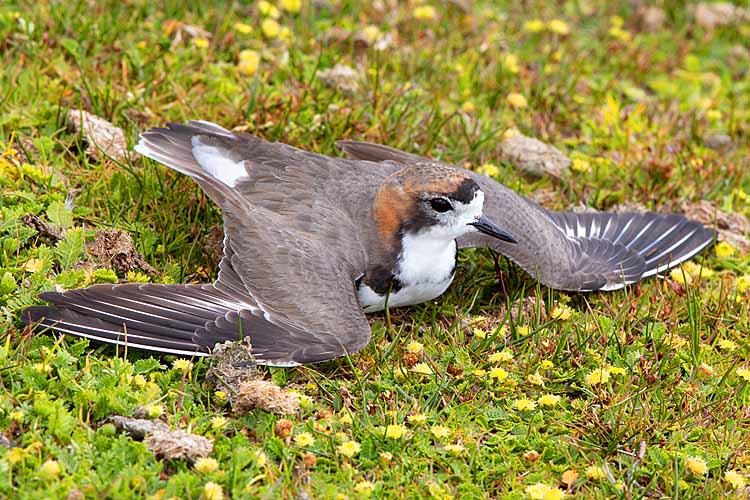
[67,109,128,162]
[206,337,258,400]
[498,133,571,178]
[681,200,749,253]
[21,214,63,244]
[317,64,361,94]
[106,415,213,460]
[236,380,301,416]
[88,228,157,276]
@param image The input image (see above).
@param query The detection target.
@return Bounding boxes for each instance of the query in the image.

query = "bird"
[21,121,715,366]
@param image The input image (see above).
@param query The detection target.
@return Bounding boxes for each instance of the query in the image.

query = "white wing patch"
[191,137,248,187]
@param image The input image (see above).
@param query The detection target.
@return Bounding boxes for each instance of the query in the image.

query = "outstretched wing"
[337,140,715,291]
[23,122,373,366]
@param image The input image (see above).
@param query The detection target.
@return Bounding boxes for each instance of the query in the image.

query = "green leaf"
[0,271,16,295]
[93,268,118,283]
[46,200,74,228]
[55,269,85,289]
[56,228,85,269]
[133,358,164,374]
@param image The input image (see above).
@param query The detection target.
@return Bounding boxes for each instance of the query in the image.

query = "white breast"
[358,232,457,313]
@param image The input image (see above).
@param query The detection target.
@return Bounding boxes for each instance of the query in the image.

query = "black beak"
[469,216,517,244]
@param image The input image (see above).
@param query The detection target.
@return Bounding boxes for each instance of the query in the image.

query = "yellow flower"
[461,101,476,114]
[279,27,293,42]
[254,450,267,467]
[337,440,361,458]
[211,415,228,431]
[608,25,631,42]
[233,22,253,35]
[571,158,590,173]
[7,447,26,464]
[472,327,487,339]
[506,92,528,109]
[585,368,610,386]
[523,19,545,33]
[547,19,570,35]
[280,0,302,13]
[736,367,750,381]
[540,360,554,370]
[528,372,544,386]
[544,489,565,500]
[715,241,735,258]
[294,432,315,447]
[489,367,508,381]
[514,398,537,411]
[238,49,260,76]
[551,304,573,321]
[194,457,220,474]
[538,394,561,407]
[444,443,465,456]
[685,456,708,476]
[339,412,353,426]
[194,37,210,49]
[724,470,746,488]
[525,483,565,500]
[477,163,500,177]
[385,424,405,439]
[354,481,375,496]
[735,275,750,292]
[717,339,738,351]
[502,53,520,74]
[585,465,606,480]
[473,368,487,377]
[407,413,427,426]
[261,18,281,38]
[516,325,530,336]
[358,25,381,45]
[145,404,164,419]
[680,261,714,280]
[503,128,520,140]
[430,425,451,440]
[203,482,224,500]
[413,5,438,21]
[172,358,193,371]
[406,341,424,354]
[670,267,692,285]
[258,0,280,18]
[39,460,61,480]
[488,350,513,363]
[668,335,688,350]
[607,366,626,376]
[412,362,433,375]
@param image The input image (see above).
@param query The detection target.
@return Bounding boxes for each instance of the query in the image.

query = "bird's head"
[373,162,517,244]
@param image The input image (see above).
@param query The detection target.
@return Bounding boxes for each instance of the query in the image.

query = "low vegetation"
[1,1,749,498]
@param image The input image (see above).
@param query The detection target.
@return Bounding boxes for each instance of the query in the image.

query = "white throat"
[359,232,457,313]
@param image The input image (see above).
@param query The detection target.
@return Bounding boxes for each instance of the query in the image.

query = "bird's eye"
[429,197,453,213]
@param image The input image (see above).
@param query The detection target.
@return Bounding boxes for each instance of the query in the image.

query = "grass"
[1,0,750,498]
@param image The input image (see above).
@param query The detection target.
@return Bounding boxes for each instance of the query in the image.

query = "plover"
[22,121,714,366]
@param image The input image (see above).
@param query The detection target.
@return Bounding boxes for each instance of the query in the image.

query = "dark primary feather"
[337,140,715,291]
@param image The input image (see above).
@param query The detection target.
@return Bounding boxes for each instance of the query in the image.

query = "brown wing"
[337,140,714,291]
[22,123,380,366]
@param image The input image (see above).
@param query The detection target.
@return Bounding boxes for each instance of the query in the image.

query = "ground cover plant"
[1,0,749,498]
